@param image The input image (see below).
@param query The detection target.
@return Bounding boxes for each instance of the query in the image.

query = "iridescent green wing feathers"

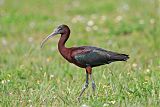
[72,46,129,67]
[74,50,111,67]
[73,46,112,67]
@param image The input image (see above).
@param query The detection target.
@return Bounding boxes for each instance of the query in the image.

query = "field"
[0,0,160,106]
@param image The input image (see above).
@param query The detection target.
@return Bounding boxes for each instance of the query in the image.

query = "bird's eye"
[58,27,62,31]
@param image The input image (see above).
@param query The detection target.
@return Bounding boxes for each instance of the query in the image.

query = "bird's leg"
[90,73,96,94]
[78,71,89,101]
[85,66,96,94]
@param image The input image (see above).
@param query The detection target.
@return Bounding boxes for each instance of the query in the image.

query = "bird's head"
[40,24,70,48]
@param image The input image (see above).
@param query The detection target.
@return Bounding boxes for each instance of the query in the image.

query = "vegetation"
[0,0,160,106]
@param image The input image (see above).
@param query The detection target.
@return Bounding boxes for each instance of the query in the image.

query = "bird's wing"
[71,46,112,67]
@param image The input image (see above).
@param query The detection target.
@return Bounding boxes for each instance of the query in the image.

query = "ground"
[0,0,160,106]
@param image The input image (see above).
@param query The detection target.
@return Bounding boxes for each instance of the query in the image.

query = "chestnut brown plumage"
[41,24,129,100]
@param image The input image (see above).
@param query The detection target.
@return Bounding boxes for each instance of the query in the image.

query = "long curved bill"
[40,32,57,48]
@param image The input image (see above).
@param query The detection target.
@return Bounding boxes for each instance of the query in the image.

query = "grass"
[0,0,160,106]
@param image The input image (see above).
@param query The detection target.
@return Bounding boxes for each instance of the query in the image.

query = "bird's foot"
[92,81,96,95]
[78,82,89,102]
[90,73,96,95]
[77,97,81,103]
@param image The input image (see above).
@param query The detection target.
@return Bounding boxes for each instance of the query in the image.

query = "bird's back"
[71,46,129,68]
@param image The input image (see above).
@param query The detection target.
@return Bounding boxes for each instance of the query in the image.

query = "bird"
[40,24,129,101]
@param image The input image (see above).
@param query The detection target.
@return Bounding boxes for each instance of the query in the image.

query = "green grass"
[0,0,160,106]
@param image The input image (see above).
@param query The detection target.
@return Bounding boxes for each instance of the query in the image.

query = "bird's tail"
[111,53,129,61]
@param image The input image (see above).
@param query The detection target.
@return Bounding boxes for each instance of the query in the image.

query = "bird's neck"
[58,31,70,59]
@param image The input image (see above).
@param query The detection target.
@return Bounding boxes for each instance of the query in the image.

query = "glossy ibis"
[41,24,129,100]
